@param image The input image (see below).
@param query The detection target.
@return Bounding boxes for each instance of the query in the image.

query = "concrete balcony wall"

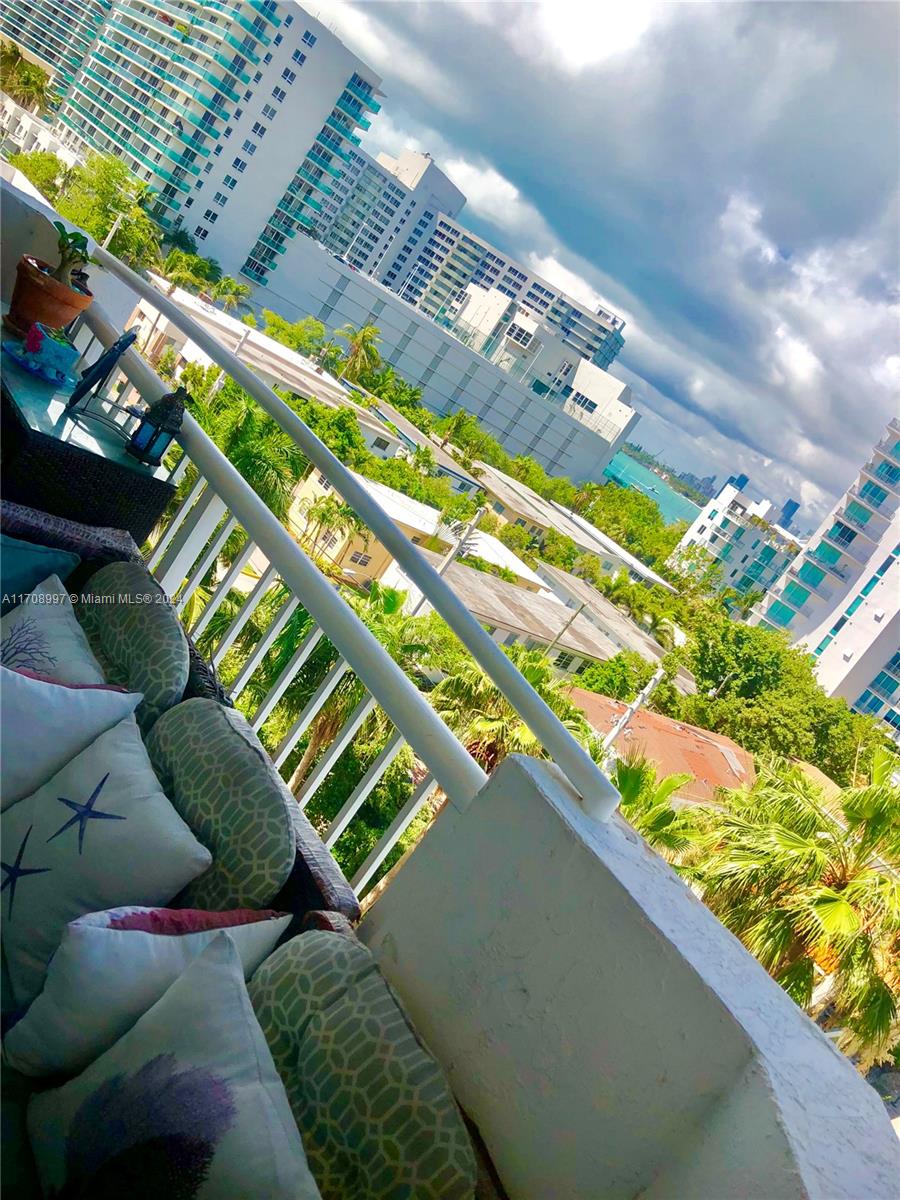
[361,755,899,1199]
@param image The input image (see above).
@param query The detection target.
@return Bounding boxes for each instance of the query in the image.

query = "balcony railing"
[7,142,900,1200]
[89,248,621,829]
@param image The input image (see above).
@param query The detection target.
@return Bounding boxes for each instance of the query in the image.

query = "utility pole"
[601,664,666,770]
[545,601,586,658]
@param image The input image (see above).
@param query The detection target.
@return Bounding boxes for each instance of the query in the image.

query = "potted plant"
[7,221,93,334]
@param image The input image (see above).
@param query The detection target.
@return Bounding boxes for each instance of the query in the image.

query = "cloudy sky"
[308,0,898,520]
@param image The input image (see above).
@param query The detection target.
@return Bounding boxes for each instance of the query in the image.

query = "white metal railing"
[91,246,620,822]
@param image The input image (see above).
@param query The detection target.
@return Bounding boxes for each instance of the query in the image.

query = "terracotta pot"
[7,255,93,333]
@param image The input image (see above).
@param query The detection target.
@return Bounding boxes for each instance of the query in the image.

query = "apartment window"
[194,226,209,240]
[282,68,296,84]
[320,532,338,550]
[214,192,228,206]
[316,473,331,490]
[272,86,286,102]
[251,122,266,137]
[203,210,218,224]
[372,436,390,450]
[184,197,193,208]
[262,104,276,119]
[349,551,371,566]
[232,158,247,172]
[263,52,272,63]
[224,126,232,139]
[302,30,316,45]
[292,49,306,65]
[274,33,282,45]
[204,163,213,173]
[242,140,257,155]
[253,70,262,82]
[243,89,252,101]
[284,12,293,24]
[234,108,243,119]
[554,652,575,670]
[223,175,237,189]
[213,145,222,156]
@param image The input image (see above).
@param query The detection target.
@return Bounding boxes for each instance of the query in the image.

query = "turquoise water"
[604,452,702,526]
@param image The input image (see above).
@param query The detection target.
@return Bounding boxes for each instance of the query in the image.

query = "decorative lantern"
[126,387,186,466]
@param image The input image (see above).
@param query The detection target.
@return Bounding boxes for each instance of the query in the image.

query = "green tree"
[612,753,696,857]
[1,41,55,111]
[55,154,161,268]
[297,494,366,559]
[497,522,535,560]
[431,643,595,772]
[683,751,900,1070]
[337,323,381,382]
[210,275,252,313]
[578,650,656,702]
[7,150,66,201]
[261,311,327,358]
[162,226,198,255]
[538,529,579,571]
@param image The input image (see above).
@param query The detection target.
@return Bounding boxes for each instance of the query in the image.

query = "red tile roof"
[570,688,756,805]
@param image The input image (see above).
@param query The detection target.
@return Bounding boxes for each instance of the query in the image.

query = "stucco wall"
[361,755,900,1199]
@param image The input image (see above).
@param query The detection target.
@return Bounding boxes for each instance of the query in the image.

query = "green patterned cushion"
[76,561,188,733]
[248,931,476,1200]
[145,698,297,909]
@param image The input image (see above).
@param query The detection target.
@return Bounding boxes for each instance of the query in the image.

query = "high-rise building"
[671,478,802,598]
[0,0,110,97]
[319,148,466,273]
[753,418,900,740]
[50,1,381,275]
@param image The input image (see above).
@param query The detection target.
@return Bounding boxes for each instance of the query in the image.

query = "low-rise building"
[383,546,623,674]
[571,689,756,804]
[534,561,694,693]
[671,476,802,598]
[289,470,543,593]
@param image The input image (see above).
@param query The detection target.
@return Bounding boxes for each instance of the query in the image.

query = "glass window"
[302,30,316,46]
[876,461,900,486]
[292,49,306,65]
[798,561,826,587]
[783,581,810,608]
[554,652,575,670]
[854,690,884,715]
[814,542,841,565]
[767,600,795,628]
[845,500,871,526]
[859,480,888,508]
[845,595,863,616]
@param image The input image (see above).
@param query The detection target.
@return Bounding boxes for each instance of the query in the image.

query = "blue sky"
[310,1,898,520]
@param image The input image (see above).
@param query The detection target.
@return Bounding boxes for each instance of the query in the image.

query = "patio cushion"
[0,532,79,614]
[248,931,476,1200]
[1,575,105,685]
[76,560,189,733]
[27,935,322,1199]
[145,699,298,910]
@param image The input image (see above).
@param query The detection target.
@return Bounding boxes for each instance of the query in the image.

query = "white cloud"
[442,159,544,237]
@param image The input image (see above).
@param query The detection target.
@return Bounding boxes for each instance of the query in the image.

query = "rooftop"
[388,546,622,662]
[571,689,756,804]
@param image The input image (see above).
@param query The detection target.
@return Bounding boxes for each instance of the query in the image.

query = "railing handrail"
[93,248,621,820]
[82,300,488,812]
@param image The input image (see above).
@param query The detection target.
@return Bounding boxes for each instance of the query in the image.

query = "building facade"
[754,419,900,740]
[49,1,381,277]
[0,0,110,96]
[319,148,465,273]
[247,236,637,482]
[672,477,802,599]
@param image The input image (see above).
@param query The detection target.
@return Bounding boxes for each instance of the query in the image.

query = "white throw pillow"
[0,575,105,685]
[0,666,142,810]
[1,716,212,1008]
[28,934,321,1199]
[5,906,292,1077]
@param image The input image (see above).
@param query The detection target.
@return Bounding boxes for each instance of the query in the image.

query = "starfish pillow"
[1,716,211,1008]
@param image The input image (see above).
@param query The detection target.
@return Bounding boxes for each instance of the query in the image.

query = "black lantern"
[126,387,186,466]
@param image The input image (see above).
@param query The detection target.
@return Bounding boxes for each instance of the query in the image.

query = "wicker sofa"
[0,500,359,926]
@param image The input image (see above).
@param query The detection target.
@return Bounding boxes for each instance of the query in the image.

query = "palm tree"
[410,444,436,475]
[683,750,900,1070]
[286,582,427,796]
[431,643,595,772]
[210,275,252,313]
[643,610,676,649]
[297,494,366,560]
[611,753,695,857]
[598,569,636,614]
[337,323,381,382]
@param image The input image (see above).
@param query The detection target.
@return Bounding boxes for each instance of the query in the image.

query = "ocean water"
[604,452,702,526]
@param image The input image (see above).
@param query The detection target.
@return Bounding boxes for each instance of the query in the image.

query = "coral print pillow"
[1,716,211,1007]
[27,935,321,1199]
[0,574,105,685]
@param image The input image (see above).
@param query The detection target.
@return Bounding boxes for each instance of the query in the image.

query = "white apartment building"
[50,1,381,277]
[0,0,110,95]
[319,148,465,274]
[0,95,82,165]
[248,235,637,481]
[672,476,802,599]
[754,418,900,740]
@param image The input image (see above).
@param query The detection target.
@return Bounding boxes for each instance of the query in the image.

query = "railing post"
[351,773,438,894]
[324,731,406,845]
